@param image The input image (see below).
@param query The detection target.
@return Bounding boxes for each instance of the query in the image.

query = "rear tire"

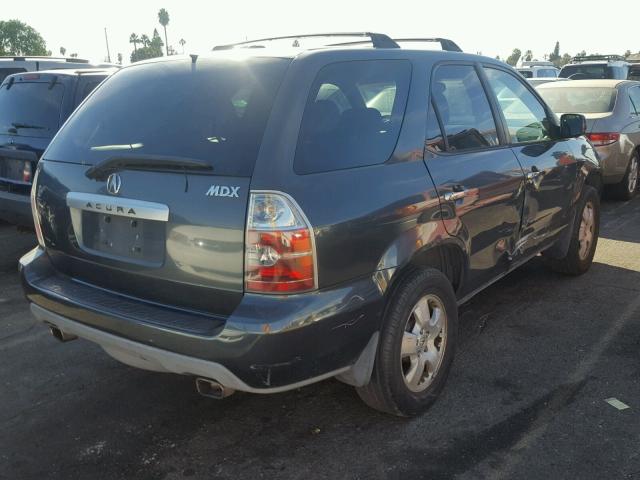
[544,186,600,276]
[609,152,638,201]
[356,268,458,416]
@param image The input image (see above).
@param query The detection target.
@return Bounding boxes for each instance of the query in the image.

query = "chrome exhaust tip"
[195,377,234,399]
[48,324,78,342]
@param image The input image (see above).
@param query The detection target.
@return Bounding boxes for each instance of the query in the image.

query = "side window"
[425,101,445,153]
[484,67,552,144]
[295,60,411,174]
[629,87,640,114]
[431,65,499,152]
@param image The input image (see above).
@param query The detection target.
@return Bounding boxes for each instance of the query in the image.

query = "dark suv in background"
[20,34,601,416]
[0,68,114,226]
[559,55,630,80]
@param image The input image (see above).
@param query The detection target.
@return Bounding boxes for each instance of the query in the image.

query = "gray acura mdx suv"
[20,33,602,416]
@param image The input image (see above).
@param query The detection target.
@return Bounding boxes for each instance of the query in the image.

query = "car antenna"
[190,54,198,64]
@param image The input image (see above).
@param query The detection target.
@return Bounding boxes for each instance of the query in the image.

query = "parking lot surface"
[1,197,640,480]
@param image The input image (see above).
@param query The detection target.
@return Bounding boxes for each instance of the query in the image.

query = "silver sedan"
[537,79,640,200]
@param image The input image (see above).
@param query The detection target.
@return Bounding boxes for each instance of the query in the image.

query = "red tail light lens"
[245,192,317,294]
[23,161,32,183]
[587,132,620,146]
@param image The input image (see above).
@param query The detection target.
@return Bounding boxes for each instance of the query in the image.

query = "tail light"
[22,161,32,183]
[30,166,45,247]
[587,133,620,146]
[245,192,317,294]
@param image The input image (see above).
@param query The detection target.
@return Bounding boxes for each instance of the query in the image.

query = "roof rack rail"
[392,38,463,52]
[213,32,400,50]
[0,56,89,63]
[571,54,626,63]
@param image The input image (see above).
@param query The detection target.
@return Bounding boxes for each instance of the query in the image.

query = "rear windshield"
[559,64,616,79]
[538,87,617,113]
[45,58,290,176]
[0,81,64,138]
[517,69,533,78]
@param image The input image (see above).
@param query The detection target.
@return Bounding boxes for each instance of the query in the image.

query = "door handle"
[443,190,466,202]
[526,166,542,182]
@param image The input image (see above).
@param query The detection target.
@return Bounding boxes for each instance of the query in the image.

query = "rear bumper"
[20,247,384,392]
[0,190,32,226]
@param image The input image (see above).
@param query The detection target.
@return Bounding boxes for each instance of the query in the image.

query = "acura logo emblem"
[106,173,122,195]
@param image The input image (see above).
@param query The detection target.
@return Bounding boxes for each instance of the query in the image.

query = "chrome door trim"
[66,192,169,222]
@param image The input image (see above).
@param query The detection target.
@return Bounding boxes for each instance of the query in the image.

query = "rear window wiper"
[85,154,213,180]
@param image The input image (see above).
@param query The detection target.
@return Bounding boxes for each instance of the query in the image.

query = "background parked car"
[517,61,560,79]
[0,68,116,226]
[629,64,640,81]
[537,79,640,199]
[0,56,116,84]
[559,55,630,80]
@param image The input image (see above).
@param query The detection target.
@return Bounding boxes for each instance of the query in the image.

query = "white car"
[0,56,117,83]
[517,61,560,79]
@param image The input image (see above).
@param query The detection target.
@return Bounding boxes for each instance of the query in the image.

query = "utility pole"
[104,27,112,63]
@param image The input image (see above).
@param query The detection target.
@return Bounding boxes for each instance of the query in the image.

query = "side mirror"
[560,113,586,138]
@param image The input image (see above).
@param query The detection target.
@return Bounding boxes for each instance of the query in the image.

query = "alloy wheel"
[400,294,447,392]
[578,201,595,260]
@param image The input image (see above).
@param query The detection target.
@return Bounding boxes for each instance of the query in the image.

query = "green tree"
[129,33,140,54]
[524,50,533,62]
[549,41,561,66]
[179,38,186,54]
[0,19,47,56]
[506,48,522,66]
[59,46,66,57]
[625,49,632,58]
[158,8,170,56]
[117,52,123,65]
[130,30,164,62]
[560,53,572,66]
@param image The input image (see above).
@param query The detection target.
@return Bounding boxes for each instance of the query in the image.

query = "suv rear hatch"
[36,56,290,317]
[0,75,64,195]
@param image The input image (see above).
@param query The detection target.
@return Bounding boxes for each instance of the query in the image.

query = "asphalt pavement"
[1,196,639,480]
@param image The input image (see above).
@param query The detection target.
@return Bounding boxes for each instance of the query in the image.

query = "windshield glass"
[517,69,533,78]
[45,57,290,176]
[0,82,64,138]
[538,87,617,113]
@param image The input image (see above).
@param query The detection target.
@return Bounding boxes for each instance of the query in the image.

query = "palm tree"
[179,38,186,54]
[158,8,170,56]
[59,46,66,57]
[129,33,139,54]
[140,34,150,48]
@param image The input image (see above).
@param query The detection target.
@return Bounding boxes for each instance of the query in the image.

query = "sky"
[3,0,637,64]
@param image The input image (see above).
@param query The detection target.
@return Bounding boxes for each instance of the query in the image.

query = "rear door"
[482,66,579,256]
[36,57,290,316]
[425,63,525,294]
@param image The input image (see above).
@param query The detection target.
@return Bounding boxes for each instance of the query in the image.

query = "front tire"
[610,152,638,201]
[544,185,600,276]
[356,268,458,416]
